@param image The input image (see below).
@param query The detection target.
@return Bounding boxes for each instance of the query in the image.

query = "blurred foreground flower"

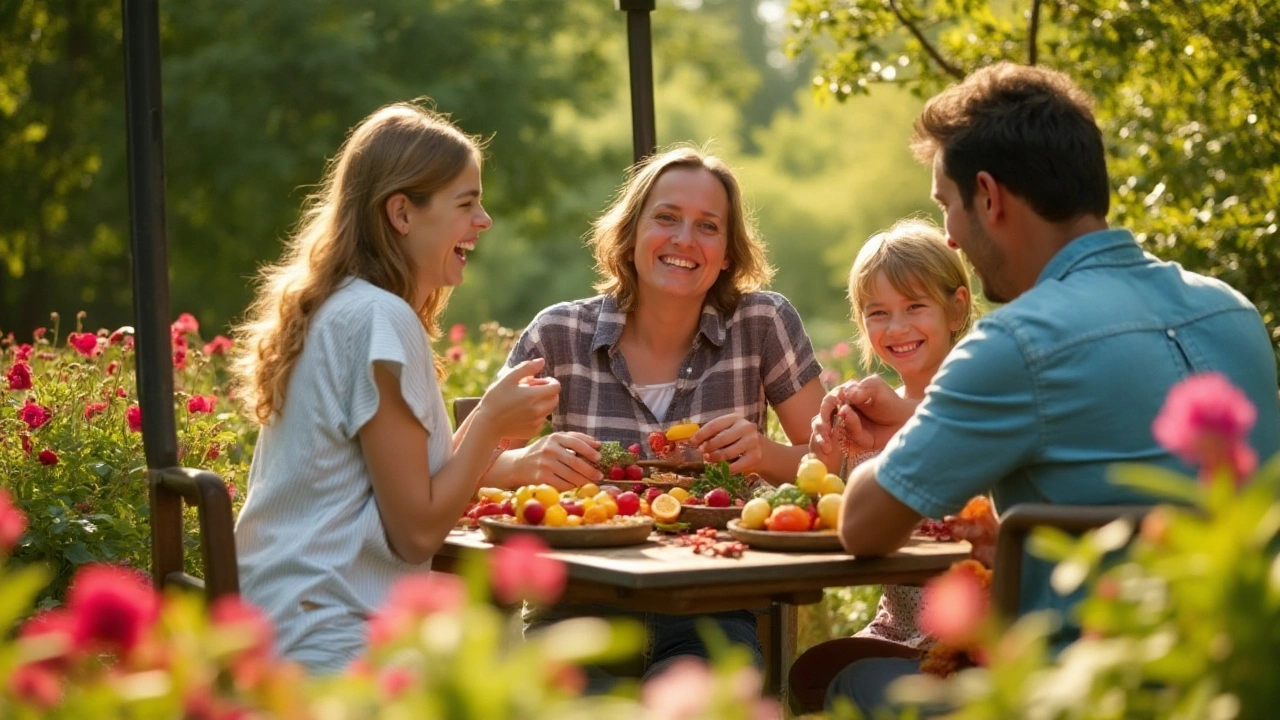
[1153,371,1257,484]
[491,534,567,605]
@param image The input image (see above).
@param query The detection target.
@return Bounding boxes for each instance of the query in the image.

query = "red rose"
[187,395,216,414]
[126,405,142,433]
[19,399,52,429]
[6,362,32,390]
[202,335,234,356]
[84,402,108,420]
[15,343,33,362]
[68,332,99,358]
[37,449,58,466]
[206,443,221,460]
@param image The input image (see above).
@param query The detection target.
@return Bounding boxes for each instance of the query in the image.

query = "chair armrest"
[992,503,1153,620]
[452,397,481,427]
[150,466,240,601]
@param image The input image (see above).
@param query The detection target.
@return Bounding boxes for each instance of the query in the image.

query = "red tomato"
[765,504,811,533]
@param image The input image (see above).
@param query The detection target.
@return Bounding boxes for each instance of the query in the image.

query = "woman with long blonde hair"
[232,101,559,673]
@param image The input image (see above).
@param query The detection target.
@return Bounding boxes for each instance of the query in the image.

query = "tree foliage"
[788,0,1280,358]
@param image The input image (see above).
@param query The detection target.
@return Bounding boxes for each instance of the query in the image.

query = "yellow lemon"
[818,493,842,530]
[665,422,700,441]
[668,487,691,504]
[796,455,828,494]
[740,498,772,530]
[651,494,683,523]
[820,473,846,496]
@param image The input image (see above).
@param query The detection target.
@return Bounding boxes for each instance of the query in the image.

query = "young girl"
[231,101,559,674]
[790,218,972,706]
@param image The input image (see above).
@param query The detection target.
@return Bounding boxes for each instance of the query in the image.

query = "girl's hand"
[810,381,859,458]
[517,432,603,490]
[474,358,560,441]
[692,413,762,475]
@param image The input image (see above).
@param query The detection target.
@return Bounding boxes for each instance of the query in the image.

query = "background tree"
[788,0,1280,362]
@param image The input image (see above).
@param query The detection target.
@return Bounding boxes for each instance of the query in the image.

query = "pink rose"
[1153,372,1258,485]
[19,399,52,429]
[67,332,100,358]
[6,362,32,390]
[67,564,159,659]
[171,312,200,336]
[0,489,27,553]
[126,405,143,433]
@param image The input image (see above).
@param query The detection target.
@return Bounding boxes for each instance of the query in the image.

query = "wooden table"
[433,529,969,701]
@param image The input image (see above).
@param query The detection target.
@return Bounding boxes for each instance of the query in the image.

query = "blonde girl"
[232,101,558,673]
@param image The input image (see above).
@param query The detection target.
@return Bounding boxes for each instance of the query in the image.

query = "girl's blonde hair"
[233,100,483,424]
[589,144,773,314]
[848,218,974,371]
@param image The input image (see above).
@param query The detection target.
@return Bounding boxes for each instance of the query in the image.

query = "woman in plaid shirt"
[486,145,826,689]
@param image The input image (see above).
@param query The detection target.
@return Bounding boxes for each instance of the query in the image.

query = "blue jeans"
[826,657,952,717]
[526,604,762,692]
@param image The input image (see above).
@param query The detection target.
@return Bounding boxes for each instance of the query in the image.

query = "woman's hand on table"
[693,413,762,474]
[516,432,602,491]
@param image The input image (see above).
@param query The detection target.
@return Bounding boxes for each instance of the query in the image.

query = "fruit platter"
[462,481,658,548]
[479,514,655,549]
[645,460,762,531]
[723,454,848,552]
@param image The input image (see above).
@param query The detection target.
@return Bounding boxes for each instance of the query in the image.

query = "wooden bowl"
[725,519,845,552]
[677,504,742,531]
[478,515,655,549]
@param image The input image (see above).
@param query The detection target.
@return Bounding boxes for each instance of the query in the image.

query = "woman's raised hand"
[518,432,603,491]
[693,413,762,475]
[475,358,561,442]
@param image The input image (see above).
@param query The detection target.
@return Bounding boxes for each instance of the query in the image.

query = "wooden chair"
[786,502,1154,715]
[453,396,482,427]
[124,1,239,604]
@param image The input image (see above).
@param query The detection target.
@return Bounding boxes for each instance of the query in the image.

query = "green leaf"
[63,542,97,565]
[1027,526,1078,562]
[1108,463,1205,506]
[0,564,51,630]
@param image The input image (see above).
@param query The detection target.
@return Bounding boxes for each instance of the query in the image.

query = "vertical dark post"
[615,0,657,163]
[123,0,182,591]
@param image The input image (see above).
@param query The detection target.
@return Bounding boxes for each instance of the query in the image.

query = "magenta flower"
[15,343,33,362]
[203,335,234,356]
[490,535,566,605]
[67,564,160,658]
[171,312,200,336]
[126,405,143,433]
[449,323,467,344]
[1153,372,1258,484]
[19,399,52,430]
[187,394,217,414]
[6,361,32,390]
[0,489,27,553]
[84,402,108,420]
[446,345,466,363]
[67,332,100,358]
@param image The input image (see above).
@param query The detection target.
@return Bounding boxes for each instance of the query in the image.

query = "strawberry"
[628,443,642,456]
[624,464,644,480]
[608,465,626,481]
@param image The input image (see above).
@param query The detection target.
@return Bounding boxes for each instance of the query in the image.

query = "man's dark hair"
[912,63,1110,222]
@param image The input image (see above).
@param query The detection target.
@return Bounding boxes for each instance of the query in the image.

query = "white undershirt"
[634,381,677,423]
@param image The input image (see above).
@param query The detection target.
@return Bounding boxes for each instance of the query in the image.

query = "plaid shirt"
[502,292,822,450]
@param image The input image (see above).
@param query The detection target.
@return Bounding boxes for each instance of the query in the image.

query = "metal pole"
[615,0,657,163]
[122,0,178,470]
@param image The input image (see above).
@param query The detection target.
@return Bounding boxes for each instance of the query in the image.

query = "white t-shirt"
[234,278,453,671]
[634,381,677,423]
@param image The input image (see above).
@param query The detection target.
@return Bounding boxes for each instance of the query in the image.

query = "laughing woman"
[231,101,559,674]
[483,145,826,686]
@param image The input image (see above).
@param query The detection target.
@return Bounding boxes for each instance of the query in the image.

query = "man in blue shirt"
[812,62,1280,714]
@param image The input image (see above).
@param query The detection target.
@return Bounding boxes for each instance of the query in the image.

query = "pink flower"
[490,535,566,605]
[818,368,841,388]
[211,594,276,666]
[449,323,467,344]
[20,432,32,456]
[641,658,713,719]
[830,341,852,359]
[106,360,119,376]
[367,573,468,647]
[174,347,188,370]
[108,328,131,345]
[1153,372,1258,484]
[33,327,46,340]
[207,444,222,461]
[19,610,75,671]
[7,664,61,709]
[0,489,27,553]
[6,361,32,390]
[15,343,33,361]
[68,332,100,358]
[203,335,234,356]
[172,312,200,336]
[67,564,160,658]
[38,449,58,466]
[379,667,416,699]
[19,399,52,429]
[920,560,989,646]
[126,405,143,432]
[187,394,217,414]
[446,345,466,362]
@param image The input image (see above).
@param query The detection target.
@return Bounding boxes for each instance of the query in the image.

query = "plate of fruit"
[646,461,761,531]
[724,455,847,552]
[475,482,656,549]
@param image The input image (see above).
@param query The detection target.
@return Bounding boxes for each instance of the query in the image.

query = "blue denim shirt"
[877,228,1280,619]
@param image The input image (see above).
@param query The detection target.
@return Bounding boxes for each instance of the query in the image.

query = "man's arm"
[837,459,922,556]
